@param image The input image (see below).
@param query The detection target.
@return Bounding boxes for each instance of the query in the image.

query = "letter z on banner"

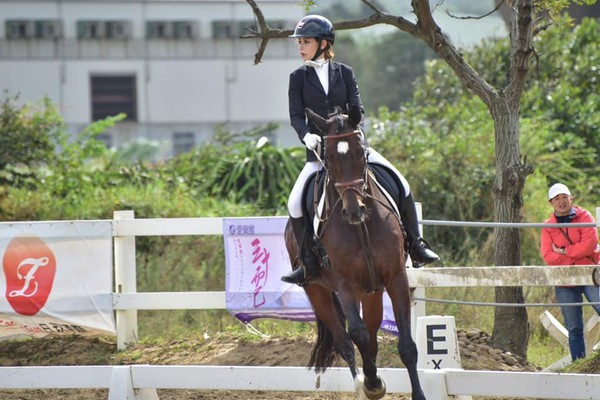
[223,217,398,333]
[0,221,115,339]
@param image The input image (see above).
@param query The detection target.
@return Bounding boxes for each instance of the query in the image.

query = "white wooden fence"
[111,210,600,348]
[3,365,600,400]
[2,209,600,400]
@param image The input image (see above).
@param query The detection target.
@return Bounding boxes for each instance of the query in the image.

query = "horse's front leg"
[339,290,386,400]
[386,276,426,400]
[361,292,384,363]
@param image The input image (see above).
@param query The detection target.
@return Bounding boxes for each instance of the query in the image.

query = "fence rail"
[110,210,600,348]
[3,365,600,400]
[110,264,600,310]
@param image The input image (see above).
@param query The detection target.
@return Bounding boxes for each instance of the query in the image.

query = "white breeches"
[288,161,321,218]
[287,150,410,218]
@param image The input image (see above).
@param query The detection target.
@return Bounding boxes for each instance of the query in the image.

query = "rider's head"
[290,15,335,61]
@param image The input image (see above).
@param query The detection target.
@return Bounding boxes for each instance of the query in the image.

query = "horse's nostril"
[341,208,348,218]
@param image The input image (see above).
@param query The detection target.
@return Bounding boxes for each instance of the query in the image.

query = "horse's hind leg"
[304,286,359,378]
[339,291,386,400]
[386,277,426,400]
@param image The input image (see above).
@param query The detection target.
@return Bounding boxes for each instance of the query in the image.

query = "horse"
[284,105,426,400]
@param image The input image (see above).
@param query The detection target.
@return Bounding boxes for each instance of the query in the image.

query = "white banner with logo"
[0,221,115,339]
[223,217,398,333]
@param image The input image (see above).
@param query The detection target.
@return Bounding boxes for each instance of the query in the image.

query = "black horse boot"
[400,193,440,268]
[281,217,320,285]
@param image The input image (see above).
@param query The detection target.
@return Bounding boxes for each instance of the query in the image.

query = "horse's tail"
[308,292,345,372]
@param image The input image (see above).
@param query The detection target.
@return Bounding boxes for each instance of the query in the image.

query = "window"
[147,20,198,39]
[35,20,62,39]
[77,21,105,39]
[212,21,235,39]
[268,19,295,30]
[91,75,137,121]
[173,21,197,39]
[106,21,132,39]
[238,20,257,36]
[146,21,173,39]
[6,20,34,39]
[172,132,195,156]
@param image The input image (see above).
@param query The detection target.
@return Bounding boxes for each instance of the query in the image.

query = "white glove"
[303,132,321,151]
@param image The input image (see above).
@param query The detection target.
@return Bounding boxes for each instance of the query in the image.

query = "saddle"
[303,163,404,223]
[301,164,405,267]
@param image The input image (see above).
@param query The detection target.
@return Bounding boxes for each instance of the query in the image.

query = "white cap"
[548,183,571,200]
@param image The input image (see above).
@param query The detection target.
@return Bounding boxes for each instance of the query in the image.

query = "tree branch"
[506,0,534,104]
[243,0,291,64]
[446,0,506,20]
[243,0,499,106]
[411,0,497,107]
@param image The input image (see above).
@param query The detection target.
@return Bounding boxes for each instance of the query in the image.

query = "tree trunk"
[489,98,532,357]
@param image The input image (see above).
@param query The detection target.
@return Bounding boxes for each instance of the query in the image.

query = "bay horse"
[284,105,426,400]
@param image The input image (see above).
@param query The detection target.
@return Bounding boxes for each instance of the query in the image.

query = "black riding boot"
[400,193,440,268]
[281,217,320,285]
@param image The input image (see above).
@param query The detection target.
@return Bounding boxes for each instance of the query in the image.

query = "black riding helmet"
[290,15,335,61]
[290,15,335,44]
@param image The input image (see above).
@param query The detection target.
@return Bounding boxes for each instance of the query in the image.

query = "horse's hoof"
[363,378,386,400]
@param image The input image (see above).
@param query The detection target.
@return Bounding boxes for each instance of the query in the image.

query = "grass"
[528,333,569,367]
[564,350,600,374]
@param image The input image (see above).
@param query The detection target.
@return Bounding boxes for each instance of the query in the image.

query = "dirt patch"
[0,328,583,400]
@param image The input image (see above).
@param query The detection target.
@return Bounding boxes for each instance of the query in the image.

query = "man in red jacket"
[541,183,600,360]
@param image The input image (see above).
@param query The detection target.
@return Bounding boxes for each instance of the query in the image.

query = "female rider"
[281,15,440,285]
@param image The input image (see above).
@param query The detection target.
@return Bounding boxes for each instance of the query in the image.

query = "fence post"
[412,202,427,338]
[114,210,138,350]
[108,366,135,400]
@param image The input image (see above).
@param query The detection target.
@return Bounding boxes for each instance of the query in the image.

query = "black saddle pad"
[302,171,326,223]
[369,163,405,207]
[301,163,404,223]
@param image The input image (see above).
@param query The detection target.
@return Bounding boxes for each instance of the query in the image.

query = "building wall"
[0,0,304,158]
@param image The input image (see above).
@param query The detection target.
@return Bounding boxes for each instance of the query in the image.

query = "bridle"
[325,130,369,201]
[311,121,369,225]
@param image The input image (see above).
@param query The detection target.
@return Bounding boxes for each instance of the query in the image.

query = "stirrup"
[409,238,440,267]
[281,267,306,285]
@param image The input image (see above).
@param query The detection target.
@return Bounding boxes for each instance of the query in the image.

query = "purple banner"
[223,217,399,333]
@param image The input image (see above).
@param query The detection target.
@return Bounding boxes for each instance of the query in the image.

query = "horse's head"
[306,105,368,225]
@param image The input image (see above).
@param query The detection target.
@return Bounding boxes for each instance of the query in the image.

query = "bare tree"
[243,0,590,357]
[495,0,600,27]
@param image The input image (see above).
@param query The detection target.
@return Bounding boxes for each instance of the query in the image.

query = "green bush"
[0,93,64,170]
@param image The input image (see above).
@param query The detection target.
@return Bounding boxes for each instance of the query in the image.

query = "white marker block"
[416,315,462,370]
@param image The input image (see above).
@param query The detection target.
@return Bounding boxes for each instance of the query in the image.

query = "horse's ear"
[348,105,362,128]
[305,108,328,134]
